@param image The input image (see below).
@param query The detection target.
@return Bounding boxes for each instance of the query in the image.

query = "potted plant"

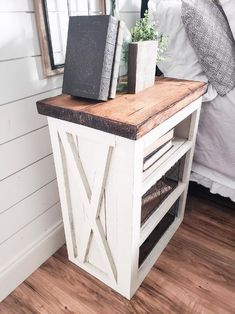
[128,11,168,93]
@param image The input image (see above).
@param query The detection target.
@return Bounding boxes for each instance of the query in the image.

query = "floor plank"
[1,194,235,314]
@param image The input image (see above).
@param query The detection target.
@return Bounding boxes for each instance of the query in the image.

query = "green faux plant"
[131,11,157,42]
[131,11,168,63]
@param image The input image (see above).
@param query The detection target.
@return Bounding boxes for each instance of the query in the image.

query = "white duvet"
[148,0,218,102]
[194,88,235,180]
[148,0,235,199]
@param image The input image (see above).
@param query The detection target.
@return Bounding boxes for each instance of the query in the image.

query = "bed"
[191,88,235,201]
[146,0,235,201]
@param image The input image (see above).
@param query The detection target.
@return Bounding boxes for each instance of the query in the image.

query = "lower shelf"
[141,158,182,225]
[139,200,179,267]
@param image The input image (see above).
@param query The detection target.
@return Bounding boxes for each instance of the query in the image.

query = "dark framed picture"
[34,0,106,76]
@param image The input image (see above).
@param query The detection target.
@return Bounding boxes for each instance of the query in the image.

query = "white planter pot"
[128,40,158,94]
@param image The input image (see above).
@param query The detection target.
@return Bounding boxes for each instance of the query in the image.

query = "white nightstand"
[37,78,207,299]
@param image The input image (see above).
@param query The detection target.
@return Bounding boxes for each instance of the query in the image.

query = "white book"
[109,21,125,99]
[144,129,174,158]
[143,138,186,180]
[143,141,172,171]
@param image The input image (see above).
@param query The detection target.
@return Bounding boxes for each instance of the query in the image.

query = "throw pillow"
[181,0,235,96]
[148,0,217,101]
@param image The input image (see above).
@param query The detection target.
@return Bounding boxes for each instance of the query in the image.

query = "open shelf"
[141,158,182,225]
[141,177,177,224]
[137,214,182,289]
[142,138,192,195]
[140,183,185,245]
[139,200,179,267]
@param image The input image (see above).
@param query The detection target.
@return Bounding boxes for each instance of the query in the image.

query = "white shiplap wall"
[0,0,140,302]
[0,0,64,302]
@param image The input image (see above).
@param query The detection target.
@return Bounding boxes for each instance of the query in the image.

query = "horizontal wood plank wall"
[0,180,59,244]
[0,12,40,60]
[0,0,66,302]
[0,126,52,180]
[0,0,141,302]
[0,89,61,144]
[0,155,56,213]
[0,1,34,12]
[0,57,63,105]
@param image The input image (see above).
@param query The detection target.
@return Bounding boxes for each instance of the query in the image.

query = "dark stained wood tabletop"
[37,78,207,140]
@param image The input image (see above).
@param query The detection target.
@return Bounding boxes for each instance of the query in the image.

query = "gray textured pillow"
[182,0,235,96]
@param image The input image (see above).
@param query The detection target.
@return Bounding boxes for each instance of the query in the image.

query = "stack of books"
[143,129,174,171]
[62,15,126,101]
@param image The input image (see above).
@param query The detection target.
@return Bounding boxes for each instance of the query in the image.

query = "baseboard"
[0,221,65,302]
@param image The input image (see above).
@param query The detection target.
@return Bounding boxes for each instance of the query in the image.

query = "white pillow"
[220,0,235,40]
[148,0,218,101]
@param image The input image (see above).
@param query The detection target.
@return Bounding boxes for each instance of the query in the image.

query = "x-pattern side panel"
[59,131,117,282]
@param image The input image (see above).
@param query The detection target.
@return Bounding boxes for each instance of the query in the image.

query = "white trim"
[0,222,65,302]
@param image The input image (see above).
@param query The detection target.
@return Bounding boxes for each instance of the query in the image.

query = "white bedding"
[148,0,235,201]
[220,0,235,40]
[191,163,235,202]
[192,87,235,200]
[148,0,218,102]
[194,88,235,180]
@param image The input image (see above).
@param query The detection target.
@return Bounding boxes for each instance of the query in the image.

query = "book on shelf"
[141,177,177,223]
[109,21,125,99]
[62,15,118,101]
[144,129,174,158]
[143,140,173,171]
[142,183,173,207]
[143,138,185,180]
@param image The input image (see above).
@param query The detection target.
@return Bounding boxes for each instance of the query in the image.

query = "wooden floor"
[1,194,235,314]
